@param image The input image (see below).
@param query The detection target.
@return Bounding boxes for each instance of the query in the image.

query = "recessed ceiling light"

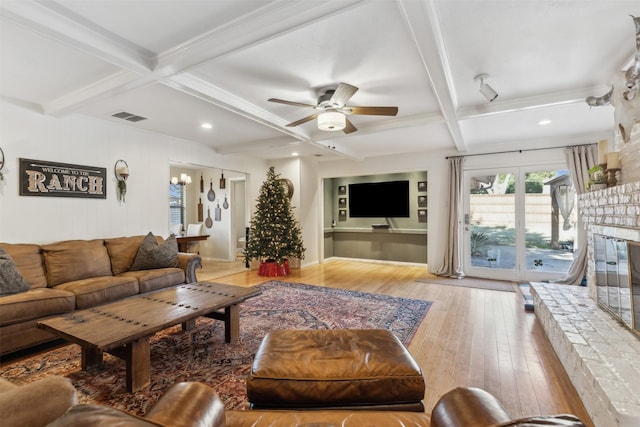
[538,119,551,126]
[291,152,299,157]
[201,122,213,129]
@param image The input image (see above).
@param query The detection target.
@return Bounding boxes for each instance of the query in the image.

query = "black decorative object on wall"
[0,146,4,181]
[220,171,226,189]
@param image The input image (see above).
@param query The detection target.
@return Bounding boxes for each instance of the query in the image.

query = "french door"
[463,165,577,282]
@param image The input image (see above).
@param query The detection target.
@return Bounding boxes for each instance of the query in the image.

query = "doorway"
[169,163,247,262]
[463,165,577,282]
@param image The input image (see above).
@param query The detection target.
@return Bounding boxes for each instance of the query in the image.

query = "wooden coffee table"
[38,282,260,392]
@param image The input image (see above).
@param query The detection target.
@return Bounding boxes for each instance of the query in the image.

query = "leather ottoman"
[246,329,426,411]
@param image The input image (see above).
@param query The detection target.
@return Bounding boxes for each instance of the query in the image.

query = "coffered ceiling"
[1,0,637,161]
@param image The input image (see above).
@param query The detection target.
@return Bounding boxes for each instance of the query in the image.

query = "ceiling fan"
[268,82,398,134]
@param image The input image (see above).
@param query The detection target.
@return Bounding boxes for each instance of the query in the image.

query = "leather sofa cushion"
[226,409,430,426]
[54,276,138,310]
[43,240,112,286]
[0,243,47,288]
[144,381,227,427]
[430,387,511,427]
[0,375,77,427]
[119,268,185,293]
[48,405,162,427]
[105,235,164,276]
[0,288,75,326]
[247,329,425,407]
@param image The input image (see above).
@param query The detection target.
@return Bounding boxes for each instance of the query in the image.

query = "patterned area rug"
[1,281,431,415]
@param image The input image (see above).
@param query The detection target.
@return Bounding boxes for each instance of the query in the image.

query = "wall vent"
[112,111,147,122]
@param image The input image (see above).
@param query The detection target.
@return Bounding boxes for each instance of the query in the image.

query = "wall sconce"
[474,73,499,102]
[171,173,192,186]
[114,159,129,202]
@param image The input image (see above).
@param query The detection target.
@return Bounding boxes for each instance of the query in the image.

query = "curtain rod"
[445,143,595,160]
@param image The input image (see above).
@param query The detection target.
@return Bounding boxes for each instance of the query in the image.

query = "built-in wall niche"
[327,171,428,230]
[323,171,428,264]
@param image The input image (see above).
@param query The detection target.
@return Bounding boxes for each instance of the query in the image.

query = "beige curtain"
[434,156,465,278]
[553,144,596,286]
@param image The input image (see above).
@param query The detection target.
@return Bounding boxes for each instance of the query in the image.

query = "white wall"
[1,99,573,273]
[0,100,267,244]
[300,157,320,266]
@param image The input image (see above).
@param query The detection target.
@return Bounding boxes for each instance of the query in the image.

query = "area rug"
[416,276,516,292]
[0,281,431,415]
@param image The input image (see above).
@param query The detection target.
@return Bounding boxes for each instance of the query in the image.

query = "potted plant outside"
[243,167,305,276]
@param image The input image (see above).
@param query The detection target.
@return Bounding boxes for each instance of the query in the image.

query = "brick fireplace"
[530,128,640,427]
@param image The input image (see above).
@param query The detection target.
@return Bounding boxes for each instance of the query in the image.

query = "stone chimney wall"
[579,182,640,229]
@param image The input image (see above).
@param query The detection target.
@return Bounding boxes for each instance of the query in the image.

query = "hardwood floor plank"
[198,258,594,426]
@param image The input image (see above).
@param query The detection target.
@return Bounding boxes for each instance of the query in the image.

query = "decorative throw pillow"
[0,247,31,296]
[130,232,179,271]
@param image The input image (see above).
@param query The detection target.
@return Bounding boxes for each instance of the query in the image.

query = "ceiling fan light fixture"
[317,111,346,131]
[474,73,498,102]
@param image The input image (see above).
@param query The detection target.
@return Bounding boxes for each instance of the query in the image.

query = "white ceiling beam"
[42,70,144,116]
[7,0,367,136]
[166,73,313,141]
[457,86,608,120]
[306,138,364,162]
[215,136,363,161]
[0,0,155,73]
[397,0,466,152]
[1,0,156,116]
[215,137,303,155]
[155,0,365,76]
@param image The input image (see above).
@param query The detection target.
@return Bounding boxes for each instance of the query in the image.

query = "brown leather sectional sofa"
[0,235,201,356]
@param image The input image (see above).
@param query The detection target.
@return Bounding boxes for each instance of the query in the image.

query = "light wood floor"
[199,258,594,426]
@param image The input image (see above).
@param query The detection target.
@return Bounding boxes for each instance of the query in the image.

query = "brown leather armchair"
[24,379,585,427]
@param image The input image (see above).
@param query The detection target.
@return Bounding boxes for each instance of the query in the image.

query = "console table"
[176,234,209,252]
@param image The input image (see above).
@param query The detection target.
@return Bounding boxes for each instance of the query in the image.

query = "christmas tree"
[244,167,305,266]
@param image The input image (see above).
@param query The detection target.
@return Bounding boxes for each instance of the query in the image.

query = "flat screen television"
[348,180,410,218]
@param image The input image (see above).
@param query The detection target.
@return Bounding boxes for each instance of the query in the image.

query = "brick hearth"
[531,282,640,427]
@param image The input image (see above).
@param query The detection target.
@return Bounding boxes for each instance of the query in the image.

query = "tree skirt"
[1,281,431,416]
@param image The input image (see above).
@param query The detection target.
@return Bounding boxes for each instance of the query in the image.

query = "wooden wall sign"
[19,158,107,199]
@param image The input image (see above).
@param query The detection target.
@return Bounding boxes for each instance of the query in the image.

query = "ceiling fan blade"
[345,106,398,116]
[330,83,358,107]
[286,113,319,127]
[268,98,317,109]
[343,118,358,134]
